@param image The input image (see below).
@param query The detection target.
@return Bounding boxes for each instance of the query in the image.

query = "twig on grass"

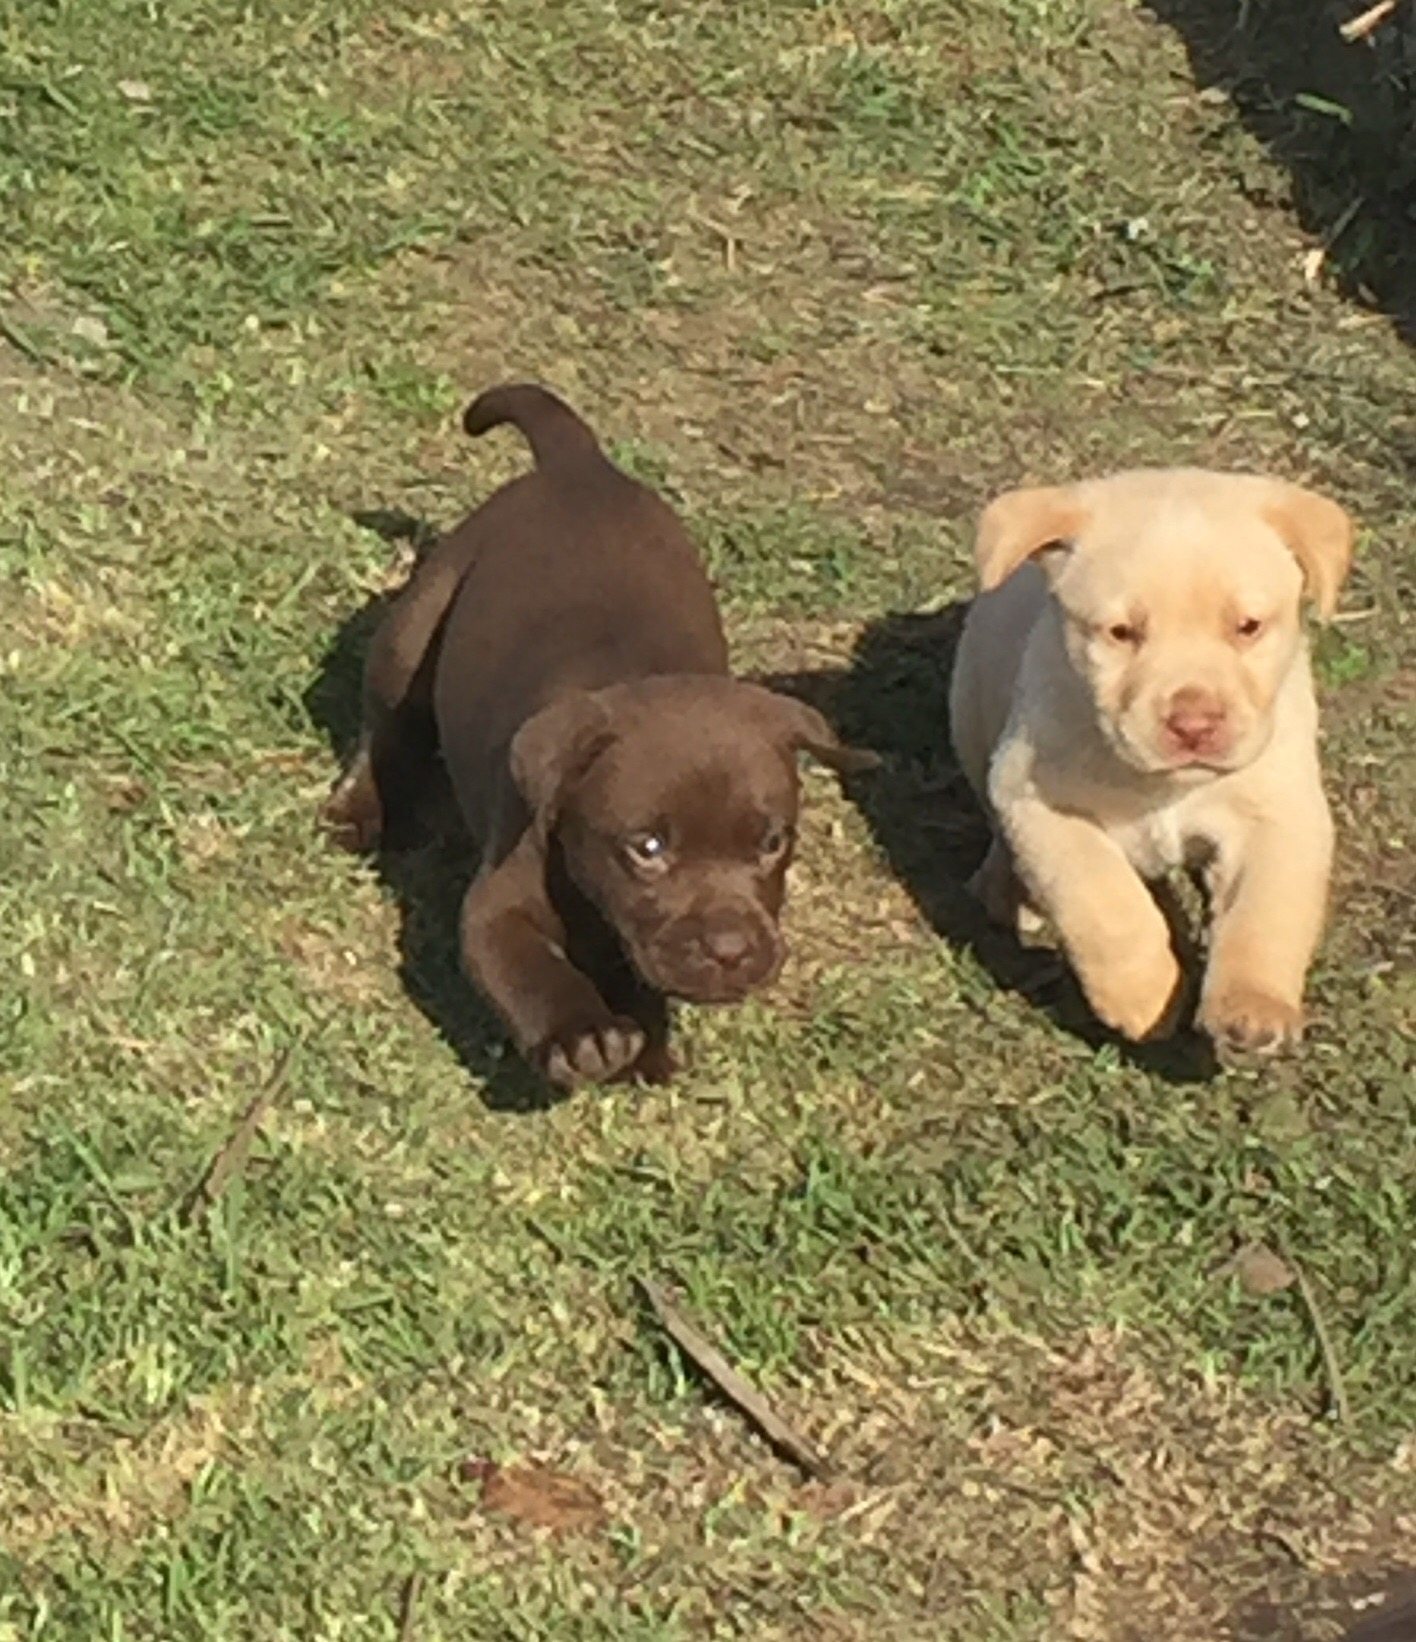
[1280,1240,1352,1429]
[688,211,741,274]
[182,1040,302,1223]
[637,1278,833,1480]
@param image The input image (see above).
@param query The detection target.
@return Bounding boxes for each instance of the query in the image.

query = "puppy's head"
[511,676,873,1002]
[975,469,1354,775]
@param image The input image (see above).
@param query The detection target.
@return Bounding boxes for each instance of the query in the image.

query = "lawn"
[1,0,1413,1637]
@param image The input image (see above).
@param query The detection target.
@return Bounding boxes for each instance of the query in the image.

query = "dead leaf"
[467,1461,606,1535]
[794,1479,863,1520]
[117,80,153,103]
[1234,1243,1295,1297]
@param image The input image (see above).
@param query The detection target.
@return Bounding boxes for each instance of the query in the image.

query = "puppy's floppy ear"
[1259,480,1354,620]
[975,485,1087,592]
[742,685,880,774]
[509,691,614,830]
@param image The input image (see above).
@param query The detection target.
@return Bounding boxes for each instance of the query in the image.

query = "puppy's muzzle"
[644,904,783,1003]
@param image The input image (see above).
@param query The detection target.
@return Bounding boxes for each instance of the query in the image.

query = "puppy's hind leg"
[967,836,1046,941]
[322,556,465,852]
[324,708,439,854]
[324,739,387,854]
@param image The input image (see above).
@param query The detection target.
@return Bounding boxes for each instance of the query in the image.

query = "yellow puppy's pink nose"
[1164,687,1227,754]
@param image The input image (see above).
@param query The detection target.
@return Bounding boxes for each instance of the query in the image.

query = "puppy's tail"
[462,383,601,469]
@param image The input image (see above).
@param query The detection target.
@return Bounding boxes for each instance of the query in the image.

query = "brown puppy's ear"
[975,485,1087,592]
[743,686,880,774]
[1260,481,1354,620]
[509,692,614,831]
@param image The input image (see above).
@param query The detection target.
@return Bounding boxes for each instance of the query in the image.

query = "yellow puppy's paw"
[1083,948,1186,1042]
[1198,983,1304,1055]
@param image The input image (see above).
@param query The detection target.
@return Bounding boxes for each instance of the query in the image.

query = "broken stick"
[637,1277,833,1480]
[182,1040,302,1222]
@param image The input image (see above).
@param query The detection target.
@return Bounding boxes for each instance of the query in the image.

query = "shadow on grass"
[304,509,566,1116]
[1231,1563,1416,1641]
[764,604,1219,1087]
[1339,1573,1416,1642]
[1146,0,1416,341]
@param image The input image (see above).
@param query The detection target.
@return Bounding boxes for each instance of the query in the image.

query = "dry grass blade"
[182,1041,302,1222]
[0,313,50,364]
[637,1278,833,1480]
[1281,1240,1353,1429]
[1339,0,1399,42]
[397,1570,422,1642]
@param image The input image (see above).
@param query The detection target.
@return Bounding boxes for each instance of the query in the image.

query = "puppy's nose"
[1164,686,1227,754]
[700,921,753,969]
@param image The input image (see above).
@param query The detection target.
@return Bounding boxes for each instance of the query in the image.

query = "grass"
[1,0,1414,1636]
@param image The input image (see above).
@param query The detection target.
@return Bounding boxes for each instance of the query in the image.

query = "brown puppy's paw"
[538,1016,647,1089]
[1083,948,1186,1042]
[631,1041,681,1086]
[1198,984,1303,1056]
[321,766,382,854]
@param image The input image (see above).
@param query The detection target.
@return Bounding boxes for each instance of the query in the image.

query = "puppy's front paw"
[1199,983,1303,1056]
[630,1041,680,1086]
[538,1016,646,1089]
[1083,947,1185,1042]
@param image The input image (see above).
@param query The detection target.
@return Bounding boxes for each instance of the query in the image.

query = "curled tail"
[462,383,601,468]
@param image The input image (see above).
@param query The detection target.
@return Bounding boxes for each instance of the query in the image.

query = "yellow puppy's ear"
[1261,482,1354,620]
[974,485,1087,592]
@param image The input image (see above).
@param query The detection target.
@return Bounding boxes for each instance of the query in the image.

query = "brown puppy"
[324,384,868,1088]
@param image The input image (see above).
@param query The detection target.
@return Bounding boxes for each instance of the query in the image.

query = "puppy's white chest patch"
[1112,803,1193,880]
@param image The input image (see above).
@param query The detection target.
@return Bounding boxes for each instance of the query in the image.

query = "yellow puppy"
[949,469,1354,1051]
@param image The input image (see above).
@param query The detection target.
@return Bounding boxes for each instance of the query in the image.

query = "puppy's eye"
[625,832,668,869]
[759,823,790,859]
[1235,616,1263,640]
[1108,622,1143,646]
